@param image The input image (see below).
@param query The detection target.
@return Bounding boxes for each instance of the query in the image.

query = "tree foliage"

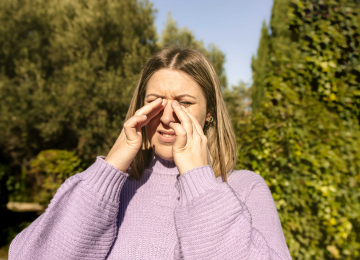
[0,0,158,169]
[0,164,10,246]
[288,0,360,123]
[251,21,270,111]
[223,81,252,124]
[29,150,83,206]
[242,0,360,259]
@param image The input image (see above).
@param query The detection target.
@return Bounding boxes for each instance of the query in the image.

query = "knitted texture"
[9,153,292,260]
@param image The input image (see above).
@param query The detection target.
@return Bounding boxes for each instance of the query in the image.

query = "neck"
[146,150,179,175]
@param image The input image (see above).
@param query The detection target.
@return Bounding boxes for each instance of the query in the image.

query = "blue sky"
[150,0,274,87]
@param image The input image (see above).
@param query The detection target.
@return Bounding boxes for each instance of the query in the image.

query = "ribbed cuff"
[175,165,220,206]
[81,156,129,204]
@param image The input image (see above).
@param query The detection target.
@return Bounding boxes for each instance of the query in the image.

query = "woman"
[9,47,291,259]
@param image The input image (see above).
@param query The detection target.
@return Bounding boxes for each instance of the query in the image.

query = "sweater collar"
[146,151,179,176]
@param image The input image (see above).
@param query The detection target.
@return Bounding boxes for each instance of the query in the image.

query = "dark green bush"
[29,150,83,206]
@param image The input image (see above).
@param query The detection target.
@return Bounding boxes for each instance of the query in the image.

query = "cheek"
[189,109,206,126]
[145,113,161,140]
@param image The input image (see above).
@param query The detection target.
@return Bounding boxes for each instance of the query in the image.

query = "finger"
[169,122,188,149]
[180,105,205,136]
[142,99,168,124]
[171,101,193,138]
[123,115,147,141]
[135,98,166,118]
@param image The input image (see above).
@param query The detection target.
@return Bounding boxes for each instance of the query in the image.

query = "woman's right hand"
[105,97,167,172]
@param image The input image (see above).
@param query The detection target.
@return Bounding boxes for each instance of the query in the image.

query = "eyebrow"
[146,94,197,100]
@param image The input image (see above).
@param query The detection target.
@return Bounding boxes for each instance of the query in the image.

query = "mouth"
[157,130,176,142]
[159,133,175,137]
[158,130,175,136]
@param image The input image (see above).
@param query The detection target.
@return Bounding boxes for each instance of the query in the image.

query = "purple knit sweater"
[9,153,291,259]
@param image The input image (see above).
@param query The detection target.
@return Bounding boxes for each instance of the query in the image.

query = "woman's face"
[145,69,210,161]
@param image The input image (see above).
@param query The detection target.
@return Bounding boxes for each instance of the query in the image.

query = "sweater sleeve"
[173,166,291,260]
[8,156,129,260]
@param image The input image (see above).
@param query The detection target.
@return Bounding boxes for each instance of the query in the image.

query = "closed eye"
[147,99,161,103]
[146,100,193,106]
[180,102,192,106]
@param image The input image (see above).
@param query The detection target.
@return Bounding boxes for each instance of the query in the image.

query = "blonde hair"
[125,47,237,183]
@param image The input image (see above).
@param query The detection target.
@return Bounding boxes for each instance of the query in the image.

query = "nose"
[160,100,179,125]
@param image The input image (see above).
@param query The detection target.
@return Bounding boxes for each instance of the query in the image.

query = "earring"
[205,116,213,127]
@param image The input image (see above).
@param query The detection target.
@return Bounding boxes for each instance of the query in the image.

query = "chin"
[152,143,174,161]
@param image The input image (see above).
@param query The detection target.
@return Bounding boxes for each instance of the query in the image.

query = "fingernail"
[162,99,166,105]
[141,115,147,118]
[180,105,186,110]
[157,97,162,101]
[173,101,179,106]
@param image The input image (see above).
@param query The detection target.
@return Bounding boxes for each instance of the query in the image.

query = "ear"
[206,112,212,121]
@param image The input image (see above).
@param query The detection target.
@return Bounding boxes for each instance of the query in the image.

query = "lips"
[157,130,176,142]
[158,130,175,136]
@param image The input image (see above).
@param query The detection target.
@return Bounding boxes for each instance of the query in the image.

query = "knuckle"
[123,121,131,128]
[179,129,187,136]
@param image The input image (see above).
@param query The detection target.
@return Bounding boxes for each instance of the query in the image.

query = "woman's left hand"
[169,101,213,175]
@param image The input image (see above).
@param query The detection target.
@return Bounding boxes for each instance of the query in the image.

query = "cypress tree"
[251,20,270,111]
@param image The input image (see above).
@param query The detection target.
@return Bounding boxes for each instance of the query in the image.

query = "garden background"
[0,0,359,259]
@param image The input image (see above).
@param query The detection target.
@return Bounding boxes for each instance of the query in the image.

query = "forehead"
[145,69,204,98]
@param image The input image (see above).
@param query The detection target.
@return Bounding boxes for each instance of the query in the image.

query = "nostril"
[172,112,179,122]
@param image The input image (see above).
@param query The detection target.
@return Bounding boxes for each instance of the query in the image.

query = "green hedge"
[243,0,360,259]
